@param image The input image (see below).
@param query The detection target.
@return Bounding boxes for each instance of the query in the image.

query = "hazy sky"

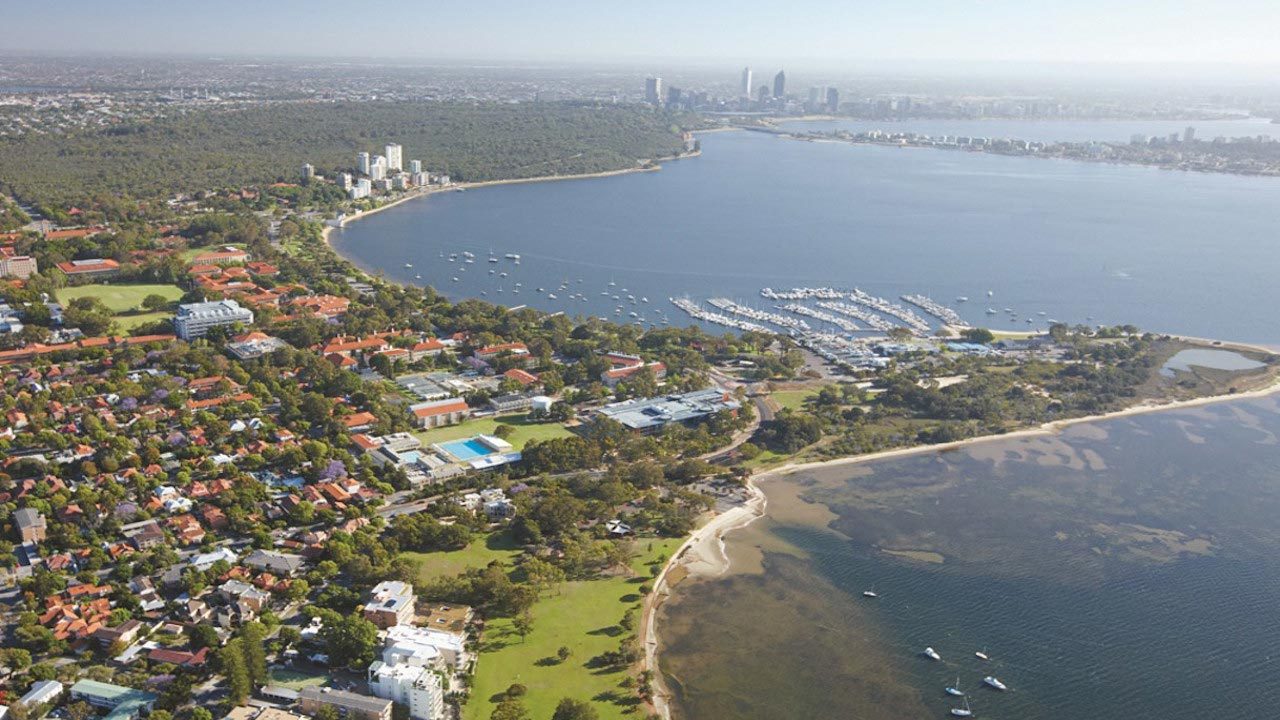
[4,0,1280,66]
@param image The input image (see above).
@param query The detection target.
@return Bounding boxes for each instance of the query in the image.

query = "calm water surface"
[659,396,1280,720]
[331,122,1280,343]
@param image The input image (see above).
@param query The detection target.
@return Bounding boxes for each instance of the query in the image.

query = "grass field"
[463,538,681,720]
[770,389,818,412]
[414,414,574,450]
[178,243,246,262]
[59,283,184,312]
[404,530,524,586]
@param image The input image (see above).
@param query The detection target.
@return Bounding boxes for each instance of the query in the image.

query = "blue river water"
[331,119,1280,344]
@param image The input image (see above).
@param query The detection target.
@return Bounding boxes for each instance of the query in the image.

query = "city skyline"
[3,0,1280,69]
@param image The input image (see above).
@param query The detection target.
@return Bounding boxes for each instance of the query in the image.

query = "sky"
[3,0,1280,68]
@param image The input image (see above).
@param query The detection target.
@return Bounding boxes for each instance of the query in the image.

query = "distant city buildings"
[645,76,662,106]
[773,69,786,98]
[357,152,371,175]
[740,66,753,97]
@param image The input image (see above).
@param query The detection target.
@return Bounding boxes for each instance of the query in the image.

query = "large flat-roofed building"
[410,398,470,429]
[14,507,46,543]
[20,680,64,708]
[56,258,120,278]
[299,687,392,720]
[364,580,416,629]
[173,299,254,340]
[69,680,157,720]
[597,388,741,432]
[0,254,37,279]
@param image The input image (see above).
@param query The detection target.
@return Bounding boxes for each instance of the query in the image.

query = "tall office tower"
[357,152,371,175]
[741,67,753,97]
[409,159,422,175]
[666,86,682,107]
[826,87,840,113]
[773,70,786,98]
[1184,126,1196,142]
[385,143,403,171]
[645,77,662,105]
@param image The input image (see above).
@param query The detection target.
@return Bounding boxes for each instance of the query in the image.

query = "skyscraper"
[741,67,753,97]
[666,86,682,107]
[645,77,662,105]
[1184,126,1196,142]
[385,144,403,171]
[773,70,786,98]
[371,155,387,181]
[409,159,422,174]
[826,87,840,113]
[357,152,371,175]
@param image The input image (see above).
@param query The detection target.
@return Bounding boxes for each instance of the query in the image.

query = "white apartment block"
[385,144,403,171]
[367,662,443,720]
[173,299,254,340]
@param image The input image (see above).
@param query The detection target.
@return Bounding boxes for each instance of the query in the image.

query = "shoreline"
[639,370,1280,719]
[321,150,701,249]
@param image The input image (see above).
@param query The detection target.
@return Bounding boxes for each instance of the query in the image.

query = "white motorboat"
[983,676,1007,692]
[404,263,413,268]
[975,647,989,661]
[924,647,942,661]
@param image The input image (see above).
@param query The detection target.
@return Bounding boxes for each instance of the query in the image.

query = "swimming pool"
[438,438,494,461]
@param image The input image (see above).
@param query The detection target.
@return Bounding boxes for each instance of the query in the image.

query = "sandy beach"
[641,478,767,720]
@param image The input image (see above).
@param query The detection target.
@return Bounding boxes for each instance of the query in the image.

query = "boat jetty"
[762,287,932,336]
[901,293,970,328]
[669,297,770,333]
[706,298,811,333]
[781,303,861,332]
[815,301,898,333]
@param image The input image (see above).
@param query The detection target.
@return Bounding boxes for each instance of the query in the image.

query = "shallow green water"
[659,395,1280,720]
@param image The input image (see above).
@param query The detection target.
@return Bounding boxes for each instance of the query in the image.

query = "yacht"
[956,296,969,302]
[505,253,520,260]
[548,293,557,299]
[950,698,973,718]
[414,274,422,280]
[403,263,413,268]
[945,678,964,697]
[488,257,499,263]
[862,587,877,598]
[985,308,998,315]
[974,648,989,661]
[923,647,942,661]
[983,676,1007,692]
[451,277,459,282]
[987,290,994,297]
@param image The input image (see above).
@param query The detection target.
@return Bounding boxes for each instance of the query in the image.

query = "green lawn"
[59,283,184,313]
[266,668,329,690]
[178,243,246,262]
[463,538,681,720]
[404,530,524,586]
[113,311,172,331]
[414,414,573,450]
[770,389,817,412]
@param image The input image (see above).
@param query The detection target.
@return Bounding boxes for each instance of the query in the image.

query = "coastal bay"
[656,392,1280,719]
[329,123,1280,343]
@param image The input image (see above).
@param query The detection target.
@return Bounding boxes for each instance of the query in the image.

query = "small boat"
[945,677,964,697]
[489,269,495,275]
[488,257,499,263]
[956,296,969,302]
[987,290,994,297]
[609,280,616,286]
[642,297,649,303]
[548,293,557,299]
[923,647,941,661]
[974,648,989,661]
[465,258,475,264]
[950,698,973,718]
[985,308,997,315]
[537,288,544,293]
[499,272,508,278]
[451,277,459,282]
[983,676,1007,692]
[513,260,520,265]
[414,274,422,279]
[862,586,877,598]
[404,263,413,268]
[505,253,520,260]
